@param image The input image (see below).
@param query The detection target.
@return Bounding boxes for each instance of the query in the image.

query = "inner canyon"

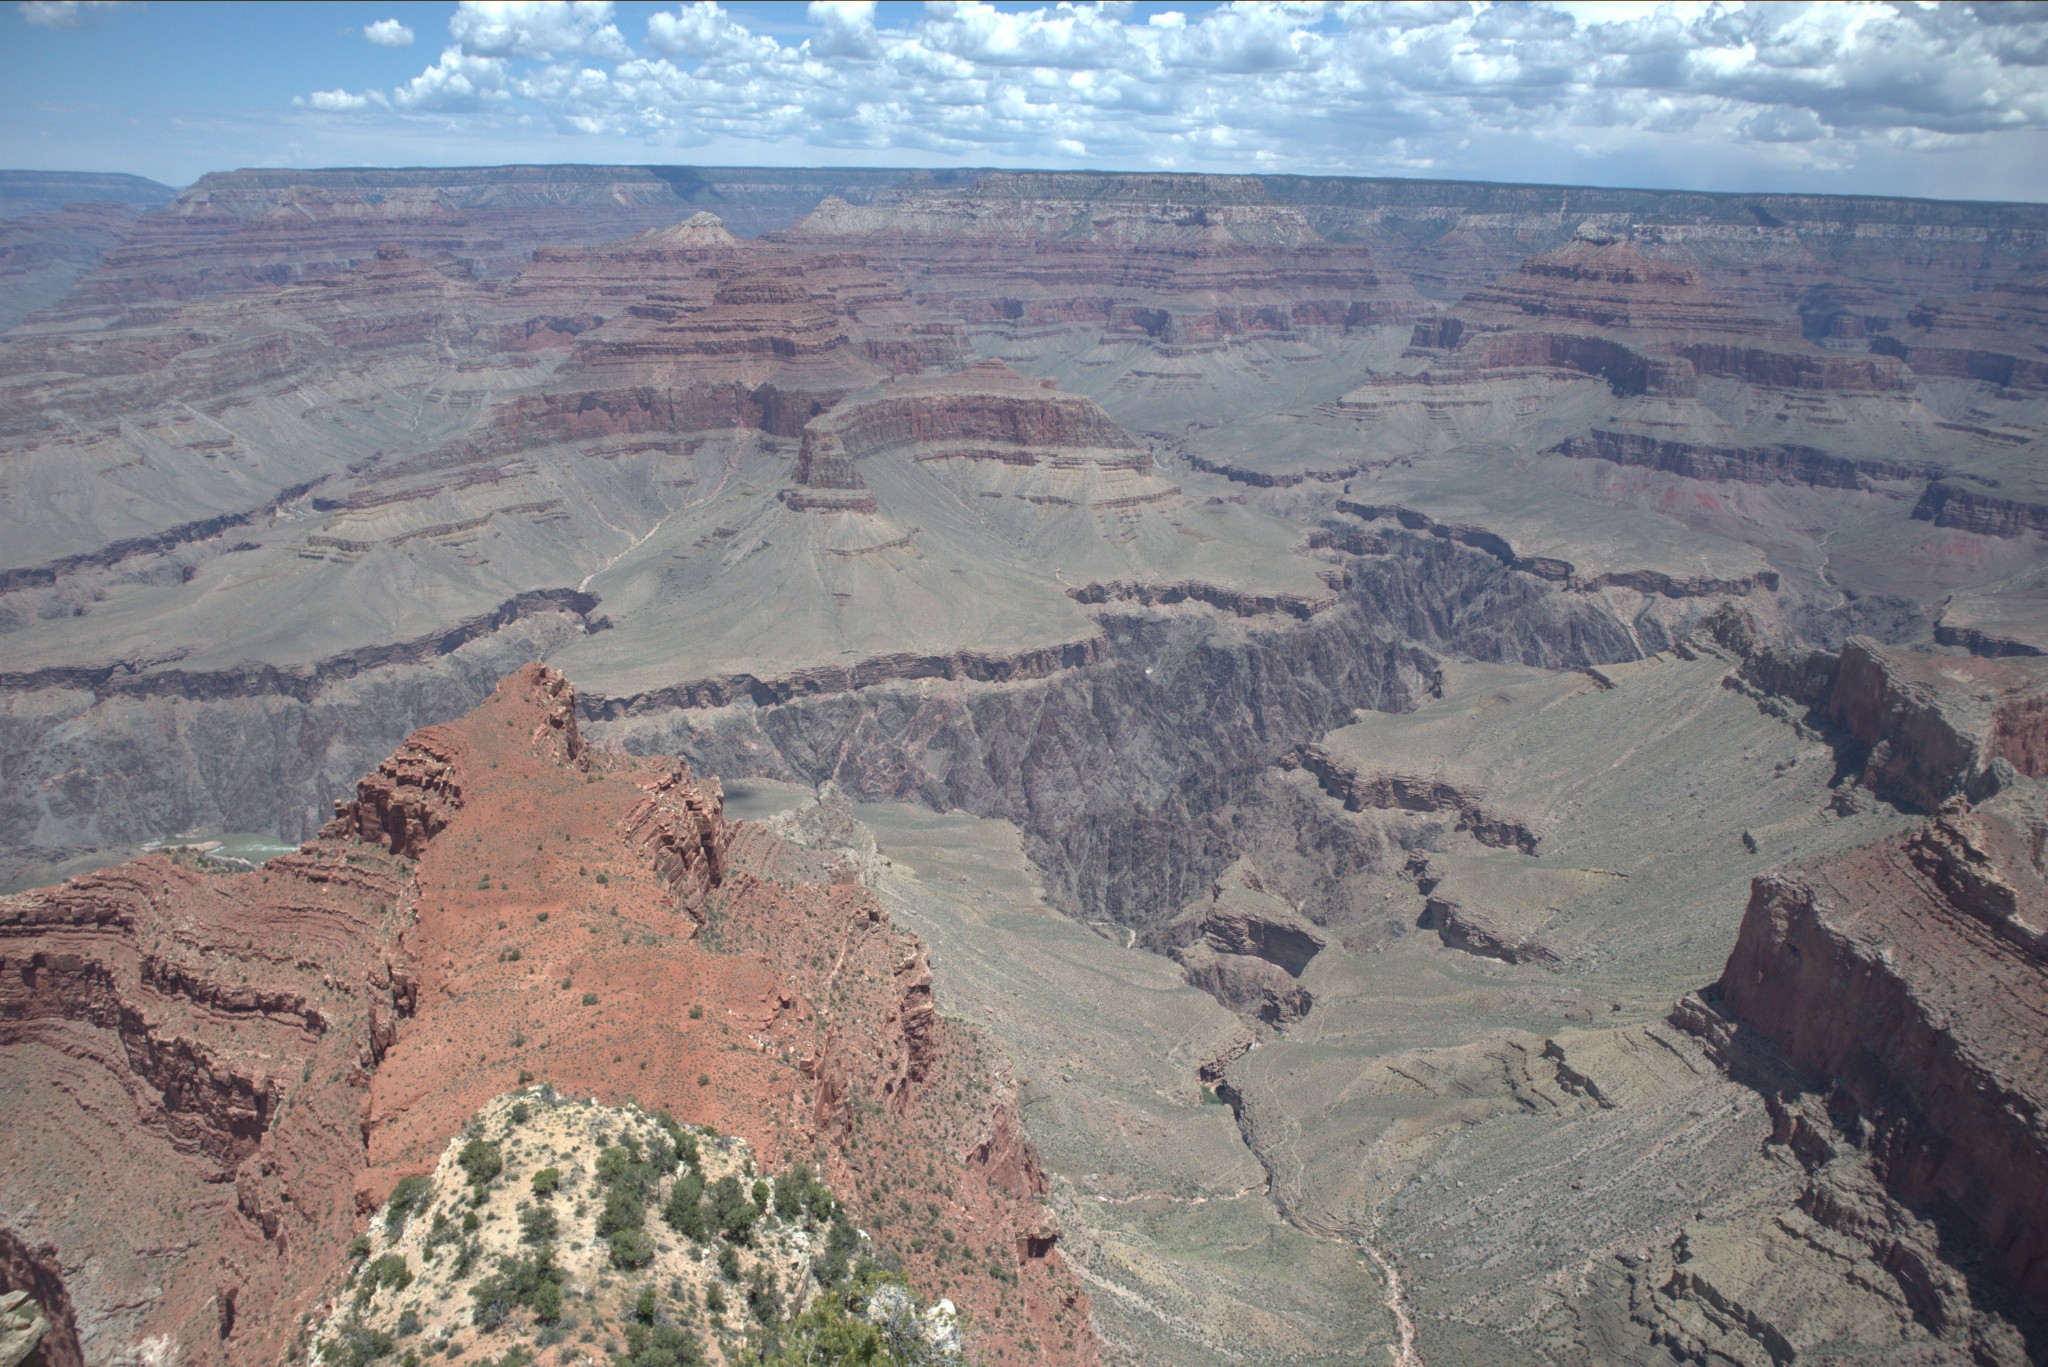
[2,161,2046,1367]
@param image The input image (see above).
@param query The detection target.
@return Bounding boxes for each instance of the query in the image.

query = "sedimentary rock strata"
[0,665,1094,1365]
[3,164,2048,1366]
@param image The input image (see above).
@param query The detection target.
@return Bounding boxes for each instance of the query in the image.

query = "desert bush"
[384,1175,432,1234]
[518,1204,557,1244]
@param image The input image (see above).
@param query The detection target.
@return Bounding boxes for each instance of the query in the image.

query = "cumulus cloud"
[364,18,415,48]
[18,0,118,29]
[449,0,631,61]
[293,1,2048,198]
[392,46,513,111]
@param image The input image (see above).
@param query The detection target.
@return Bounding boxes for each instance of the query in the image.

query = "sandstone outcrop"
[53,166,915,313]
[6,162,2048,1367]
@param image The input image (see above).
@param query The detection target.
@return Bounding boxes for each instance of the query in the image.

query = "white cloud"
[298,88,387,112]
[364,18,415,48]
[450,1,631,61]
[393,46,513,111]
[647,1,781,64]
[18,0,117,28]
[287,1,2048,200]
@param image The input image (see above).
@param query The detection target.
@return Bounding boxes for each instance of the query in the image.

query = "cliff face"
[1711,806,2048,1316]
[0,664,1096,1365]
[1724,625,2048,813]
[51,166,918,312]
[0,844,413,1366]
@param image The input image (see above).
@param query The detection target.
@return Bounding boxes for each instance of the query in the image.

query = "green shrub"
[384,1175,432,1234]
[608,1227,654,1269]
[597,1185,645,1238]
[322,1323,397,1366]
[518,1204,558,1244]
[819,1215,860,1287]
[530,1167,560,1198]
[582,991,599,1006]
[717,1244,741,1282]
[662,1172,707,1240]
[719,1196,757,1245]
[772,1168,806,1221]
[615,1322,702,1367]
[456,1138,502,1187]
[367,1253,412,1294]
[633,1285,657,1324]
[469,1247,564,1331]
[756,1288,889,1367]
[745,1269,782,1326]
[596,1143,644,1190]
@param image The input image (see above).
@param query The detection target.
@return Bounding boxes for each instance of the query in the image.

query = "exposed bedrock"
[1690,805,2048,1327]
[1717,614,2043,813]
[0,850,412,1365]
[0,665,1095,1365]
[1549,427,1939,492]
[1400,326,1701,397]
[0,1233,79,1367]
[1338,499,1780,599]
[1912,481,2048,540]
[1284,740,1539,853]
[0,610,586,882]
[619,538,1649,929]
[1675,340,1917,392]
[1149,858,1327,1024]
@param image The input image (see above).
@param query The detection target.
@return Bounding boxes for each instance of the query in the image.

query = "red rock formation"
[0,846,412,1366]
[1913,481,2048,540]
[783,360,1148,511]
[1711,806,2048,1314]
[1456,232,1775,339]
[49,166,916,313]
[621,760,729,922]
[0,663,1099,1364]
[1416,895,1560,966]
[1874,273,2048,390]
[781,184,1425,344]
[1721,623,2048,811]
[1675,340,1915,392]
[321,727,464,857]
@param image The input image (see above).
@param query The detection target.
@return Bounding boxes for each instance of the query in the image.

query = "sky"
[4,0,2047,201]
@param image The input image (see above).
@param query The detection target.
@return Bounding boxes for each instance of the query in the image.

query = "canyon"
[1,164,2045,1365]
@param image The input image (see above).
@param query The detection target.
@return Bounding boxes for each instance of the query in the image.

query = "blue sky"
[5,1,2047,200]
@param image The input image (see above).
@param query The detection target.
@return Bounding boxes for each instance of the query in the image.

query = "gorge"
[1,163,2045,1366]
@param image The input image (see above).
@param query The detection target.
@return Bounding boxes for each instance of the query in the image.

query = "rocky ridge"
[0,665,1096,1365]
